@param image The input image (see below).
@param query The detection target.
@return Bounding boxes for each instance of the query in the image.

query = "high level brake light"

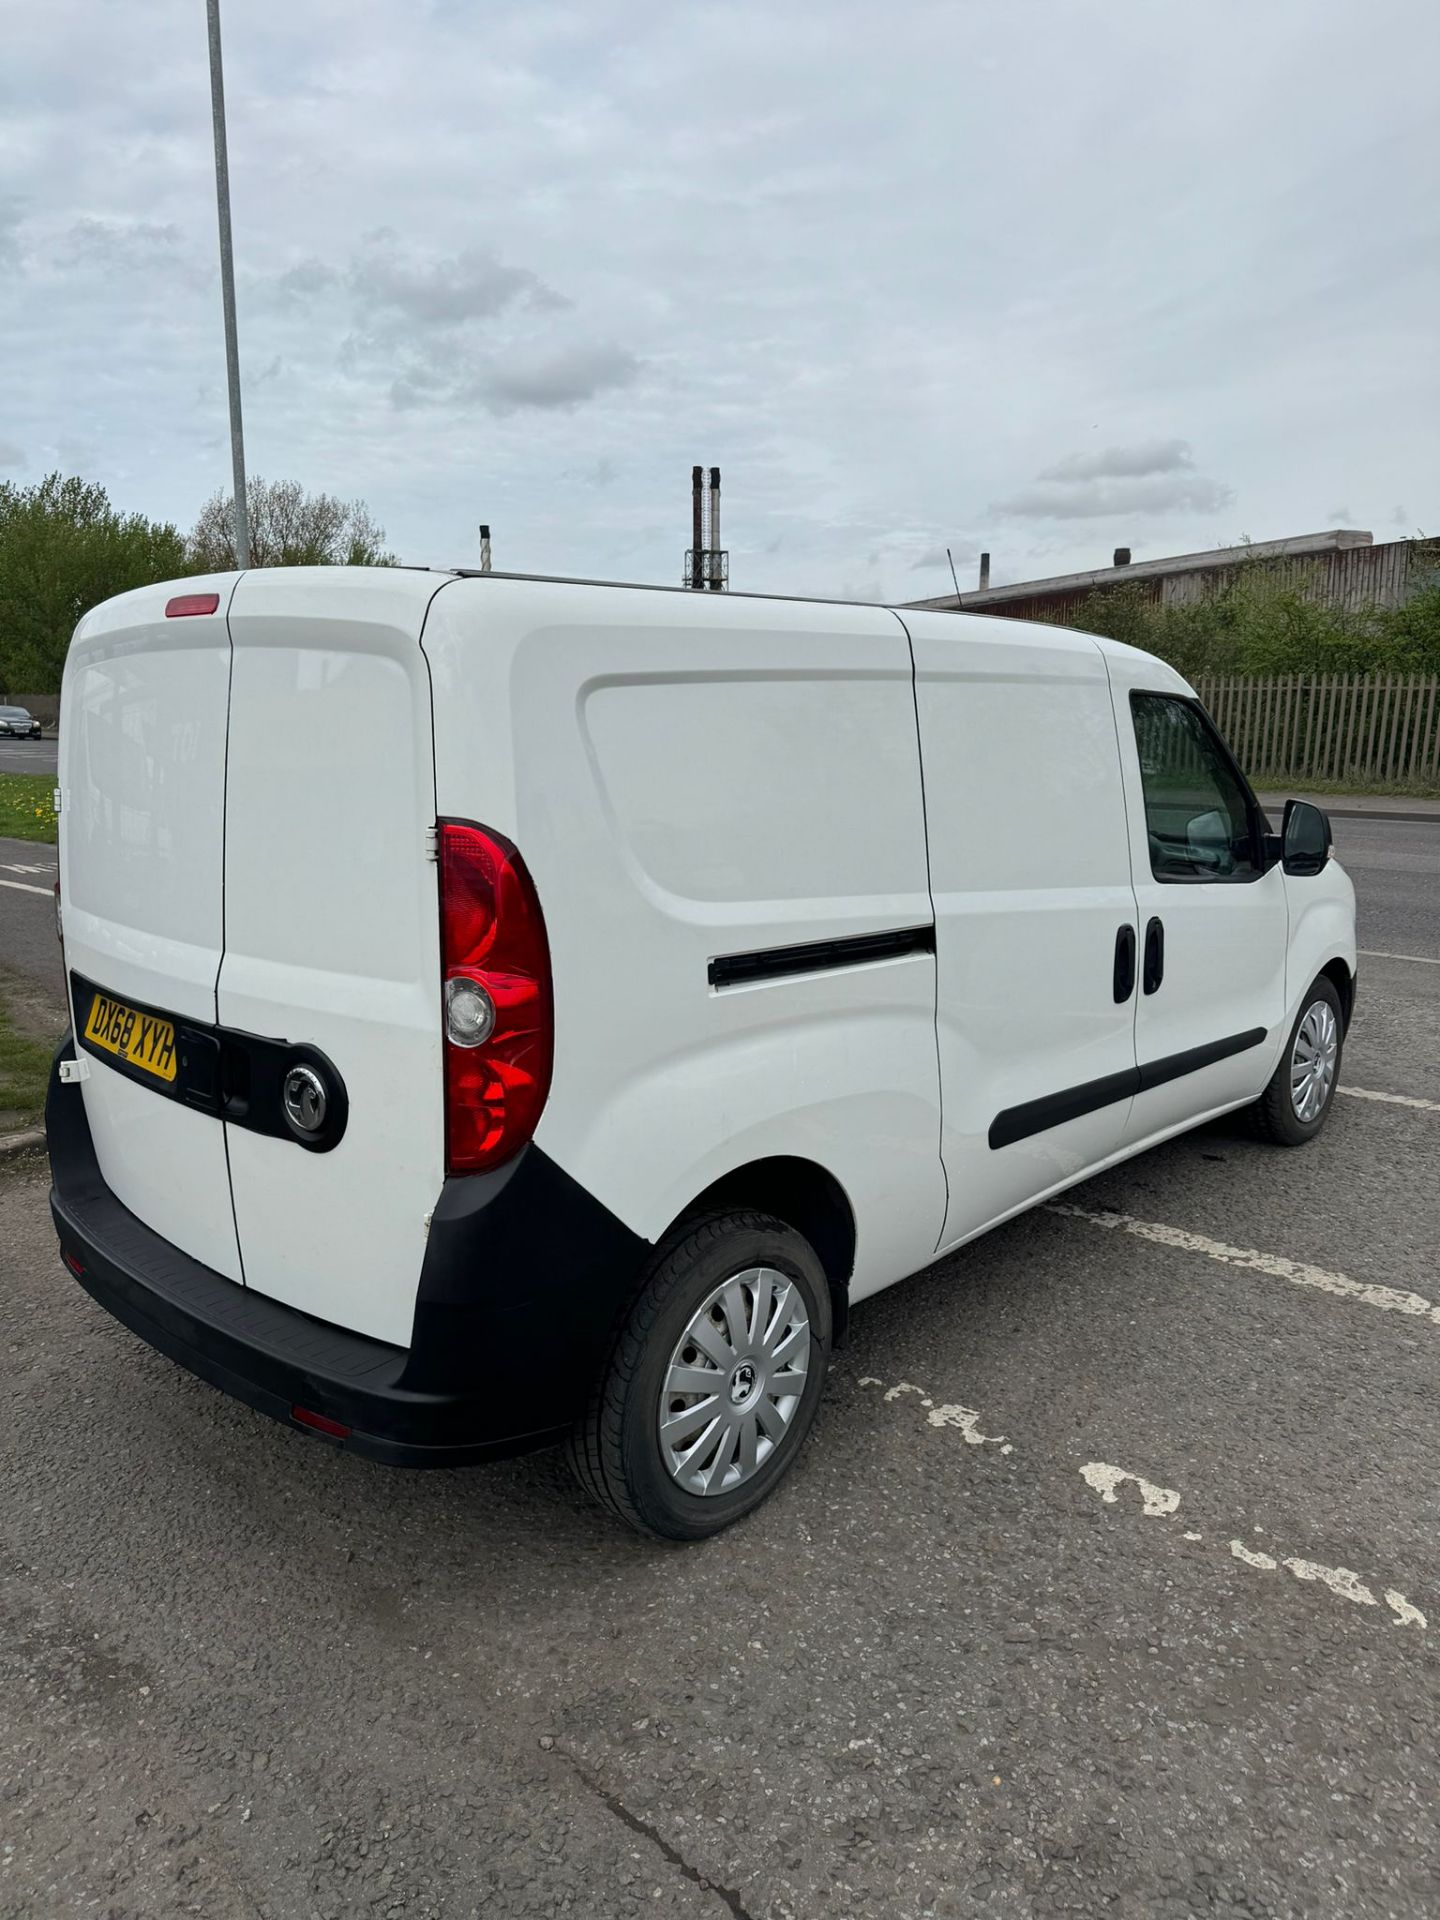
[437,822,553,1174]
[165,592,220,618]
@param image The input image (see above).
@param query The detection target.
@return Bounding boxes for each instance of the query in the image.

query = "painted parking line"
[1338,1086,1440,1113]
[1358,948,1440,967]
[854,1374,1429,1638]
[1047,1203,1440,1329]
[1071,1466,1427,1631]
[0,878,52,898]
[858,1377,1011,1449]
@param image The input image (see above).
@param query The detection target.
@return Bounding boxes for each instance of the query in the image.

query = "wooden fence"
[1194,673,1440,789]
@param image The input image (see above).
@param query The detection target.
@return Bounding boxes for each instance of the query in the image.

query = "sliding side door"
[901,613,1141,1251]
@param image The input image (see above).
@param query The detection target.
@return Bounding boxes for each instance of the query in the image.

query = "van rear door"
[216,569,451,1347]
[59,576,243,1280]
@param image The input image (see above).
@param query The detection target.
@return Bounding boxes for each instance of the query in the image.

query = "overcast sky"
[3,0,1437,598]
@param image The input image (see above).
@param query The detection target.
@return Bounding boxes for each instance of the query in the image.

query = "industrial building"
[905,529,1423,625]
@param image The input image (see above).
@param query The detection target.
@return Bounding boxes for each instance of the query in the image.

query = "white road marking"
[1230,1540,1277,1571]
[1229,1541,1428,1629]
[1080,1462,1180,1517]
[1385,1590,1428,1630]
[1284,1557,1376,1608]
[0,878,50,898]
[1338,1086,1440,1113]
[1358,948,1440,967]
[859,1378,1427,1641]
[1049,1203,1440,1328]
[861,1377,1010,1447]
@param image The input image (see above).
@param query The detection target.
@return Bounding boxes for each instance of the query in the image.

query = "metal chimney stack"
[478,524,492,573]
[978,551,991,591]
[691,468,704,589]
[708,468,721,590]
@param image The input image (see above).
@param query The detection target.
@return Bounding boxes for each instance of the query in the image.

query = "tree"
[0,473,187,695]
[187,477,395,571]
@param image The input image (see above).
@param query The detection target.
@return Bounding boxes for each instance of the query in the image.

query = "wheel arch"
[666,1155,857,1345]
[1318,955,1355,1031]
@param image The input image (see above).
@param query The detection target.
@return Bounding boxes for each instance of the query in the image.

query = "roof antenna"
[946,546,962,600]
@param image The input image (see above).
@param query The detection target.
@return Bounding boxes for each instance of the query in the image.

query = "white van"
[47,569,1356,1538]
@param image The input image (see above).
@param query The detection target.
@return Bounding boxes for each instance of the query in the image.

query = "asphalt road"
[2,815,1438,1917]
[0,735,57,775]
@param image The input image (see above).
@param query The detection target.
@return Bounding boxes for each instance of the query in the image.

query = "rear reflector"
[63,1250,86,1277]
[291,1405,352,1439]
[165,592,220,618]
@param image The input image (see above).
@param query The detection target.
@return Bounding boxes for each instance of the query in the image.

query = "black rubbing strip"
[708,924,935,990]
[987,1067,1141,1151]
[1137,1025,1267,1091]
[988,1026,1271,1150]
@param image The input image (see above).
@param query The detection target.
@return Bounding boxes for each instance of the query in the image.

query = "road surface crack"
[561,1751,758,1920]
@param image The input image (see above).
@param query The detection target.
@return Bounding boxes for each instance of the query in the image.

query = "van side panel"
[216,570,448,1346]
[900,612,1142,1248]
[59,576,244,1282]
[422,580,948,1301]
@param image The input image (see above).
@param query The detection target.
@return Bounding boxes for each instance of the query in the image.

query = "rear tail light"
[437,821,553,1174]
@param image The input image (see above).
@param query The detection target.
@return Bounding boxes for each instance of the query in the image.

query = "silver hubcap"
[1291,999,1339,1122]
[659,1267,811,1496]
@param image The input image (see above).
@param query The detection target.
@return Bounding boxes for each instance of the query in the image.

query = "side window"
[1131,694,1259,882]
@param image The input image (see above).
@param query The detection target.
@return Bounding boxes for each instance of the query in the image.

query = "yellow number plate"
[83,992,178,1084]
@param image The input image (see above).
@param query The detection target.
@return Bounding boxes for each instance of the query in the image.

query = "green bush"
[1069,542,1440,679]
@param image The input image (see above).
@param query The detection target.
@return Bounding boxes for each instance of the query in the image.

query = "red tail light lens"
[165,592,220,618]
[438,821,553,1174]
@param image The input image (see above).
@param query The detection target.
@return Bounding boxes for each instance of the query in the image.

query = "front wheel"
[568,1210,832,1540]
[1249,975,1345,1146]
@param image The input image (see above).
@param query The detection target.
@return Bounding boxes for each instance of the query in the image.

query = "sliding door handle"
[1143,916,1165,995]
[1113,924,1137,1003]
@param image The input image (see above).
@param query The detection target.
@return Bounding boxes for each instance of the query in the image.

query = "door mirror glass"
[1282,799,1330,876]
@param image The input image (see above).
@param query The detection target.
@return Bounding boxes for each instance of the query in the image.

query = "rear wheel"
[567,1210,832,1540]
[1250,975,1344,1146]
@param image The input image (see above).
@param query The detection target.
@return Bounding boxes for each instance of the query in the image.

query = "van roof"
[434,565,1156,665]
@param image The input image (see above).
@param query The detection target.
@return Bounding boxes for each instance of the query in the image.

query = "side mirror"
[1282,799,1331,877]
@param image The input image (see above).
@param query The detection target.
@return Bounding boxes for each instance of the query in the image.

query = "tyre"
[568,1209,832,1541]
[1249,975,1344,1147]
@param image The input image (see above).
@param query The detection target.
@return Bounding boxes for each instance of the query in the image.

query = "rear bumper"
[46,1041,648,1468]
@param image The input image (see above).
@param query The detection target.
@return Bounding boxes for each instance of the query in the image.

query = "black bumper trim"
[46,1040,650,1467]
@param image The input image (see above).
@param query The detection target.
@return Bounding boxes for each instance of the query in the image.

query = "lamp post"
[206,0,250,568]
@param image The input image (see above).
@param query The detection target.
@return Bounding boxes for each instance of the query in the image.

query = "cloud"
[1391,505,1410,527]
[58,216,181,268]
[0,198,21,272]
[1327,504,1354,522]
[1038,438,1195,482]
[481,343,640,415]
[275,258,340,303]
[349,235,568,328]
[993,475,1235,520]
[2,0,1434,596]
[995,439,1232,521]
[0,438,24,469]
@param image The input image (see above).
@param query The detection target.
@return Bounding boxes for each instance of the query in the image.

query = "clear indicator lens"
[445,976,496,1048]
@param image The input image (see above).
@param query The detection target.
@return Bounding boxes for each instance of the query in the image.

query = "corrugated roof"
[906,529,1375,611]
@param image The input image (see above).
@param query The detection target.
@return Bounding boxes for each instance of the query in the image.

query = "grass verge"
[1250,776,1440,800]
[0,773,59,844]
[0,984,57,1135]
